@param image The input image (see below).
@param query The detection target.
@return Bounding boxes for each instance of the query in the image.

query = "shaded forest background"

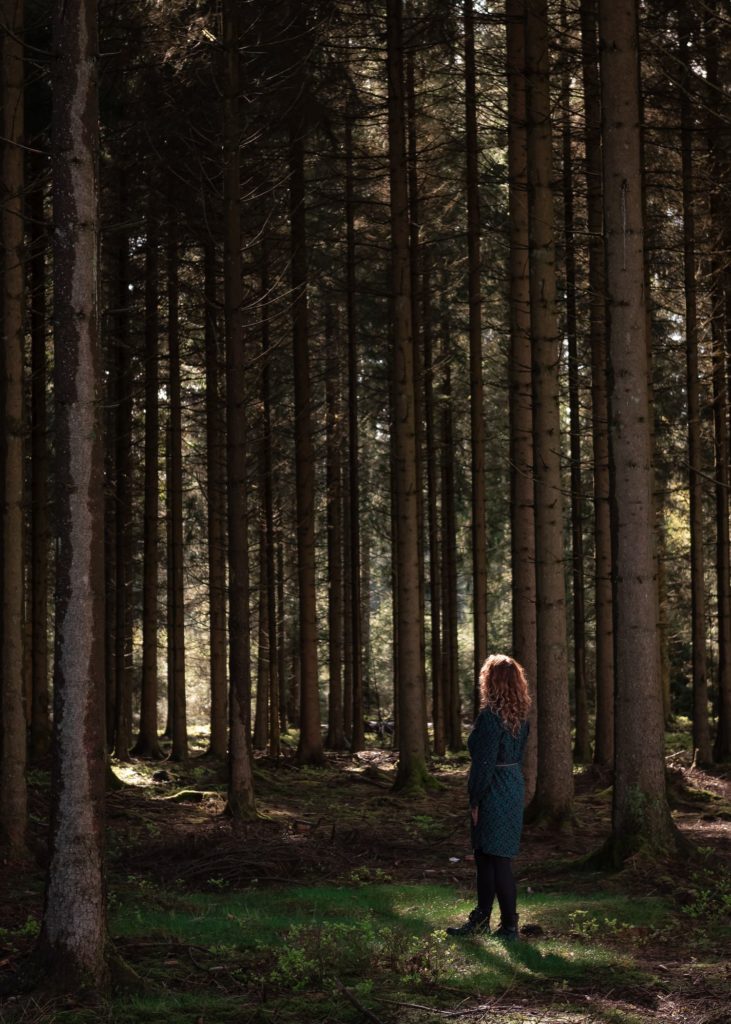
[1,0,731,1007]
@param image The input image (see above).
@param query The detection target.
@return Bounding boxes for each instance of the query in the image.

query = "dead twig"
[334,977,386,1024]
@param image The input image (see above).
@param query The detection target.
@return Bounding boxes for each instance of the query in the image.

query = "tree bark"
[325,307,346,750]
[167,197,187,762]
[38,0,108,987]
[705,10,731,764]
[441,316,461,752]
[112,175,132,761]
[29,178,51,762]
[387,0,429,792]
[289,13,324,766]
[505,0,538,802]
[599,0,676,857]
[223,0,256,817]
[525,0,573,821]
[560,0,590,764]
[204,242,228,758]
[579,0,613,768]
[1,0,28,856]
[464,0,488,718]
[679,9,712,766]
[132,190,163,759]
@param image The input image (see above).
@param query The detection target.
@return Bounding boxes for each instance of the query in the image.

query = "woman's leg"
[474,849,497,918]
[492,855,518,928]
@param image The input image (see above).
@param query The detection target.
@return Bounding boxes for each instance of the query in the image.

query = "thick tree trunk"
[505,0,537,803]
[560,0,590,764]
[387,0,429,792]
[0,0,28,857]
[132,192,163,760]
[29,180,51,762]
[223,0,256,816]
[464,0,488,717]
[599,0,676,857]
[325,308,346,750]
[38,0,108,987]
[204,243,228,758]
[112,176,132,761]
[167,201,187,762]
[579,0,613,768]
[679,11,712,766]
[525,0,573,821]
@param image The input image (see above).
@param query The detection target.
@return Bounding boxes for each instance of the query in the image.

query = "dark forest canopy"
[1,0,731,994]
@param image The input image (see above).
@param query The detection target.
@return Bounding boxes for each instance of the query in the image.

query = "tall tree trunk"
[506,0,537,802]
[560,0,590,764]
[204,242,228,758]
[388,0,429,791]
[325,307,346,750]
[599,0,676,858]
[344,110,363,751]
[38,0,108,986]
[223,0,256,816]
[441,317,461,752]
[132,190,163,759]
[29,178,51,762]
[679,10,712,766]
[464,0,488,717]
[253,523,270,751]
[289,18,323,767]
[423,247,444,755]
[167,198,187,762]
[1,0,28,856]
[112,175,132,761]
[705,10,731,763]
[525,0,573,820]
[580,0,613,768]
[260,239,280,757]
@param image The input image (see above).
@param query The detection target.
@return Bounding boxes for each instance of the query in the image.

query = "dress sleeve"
[467,711,501,808]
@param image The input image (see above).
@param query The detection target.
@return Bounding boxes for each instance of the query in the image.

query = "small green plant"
[568,909,629,941]
[680,867,731,921]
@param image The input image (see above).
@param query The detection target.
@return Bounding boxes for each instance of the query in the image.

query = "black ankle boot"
[493,914,519,942]
[446,907,490,936]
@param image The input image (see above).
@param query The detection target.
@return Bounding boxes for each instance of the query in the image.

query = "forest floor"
[1,723,730,1024]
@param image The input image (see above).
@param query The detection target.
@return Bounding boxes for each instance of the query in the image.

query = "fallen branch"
[334,977,386,1024]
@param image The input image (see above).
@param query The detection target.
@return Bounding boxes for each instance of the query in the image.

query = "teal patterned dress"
[467,708,529,858]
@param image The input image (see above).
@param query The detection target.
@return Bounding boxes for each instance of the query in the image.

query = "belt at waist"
[495,763,519,767]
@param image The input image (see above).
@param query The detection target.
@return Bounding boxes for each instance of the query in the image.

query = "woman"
[447,654,532,941]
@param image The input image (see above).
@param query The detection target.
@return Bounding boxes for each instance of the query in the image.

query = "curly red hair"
[478,654,532,735]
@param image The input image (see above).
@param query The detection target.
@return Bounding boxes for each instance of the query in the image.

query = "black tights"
[474,850,517,925]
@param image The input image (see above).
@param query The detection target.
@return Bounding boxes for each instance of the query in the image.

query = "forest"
[1,0,730,1022]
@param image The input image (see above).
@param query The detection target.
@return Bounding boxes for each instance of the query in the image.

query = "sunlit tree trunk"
[440,317,461,752]
[387,0,429,791]
[526,0,573,820]
[464,0,488,717]
[204,242,228,758]
[599,0,676,858]
[0,0,28,857]
[505,0,537,802]
[223,0,256,816]
[38,0,108,986]
[580,0,613,768]
[679,10,712,766]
